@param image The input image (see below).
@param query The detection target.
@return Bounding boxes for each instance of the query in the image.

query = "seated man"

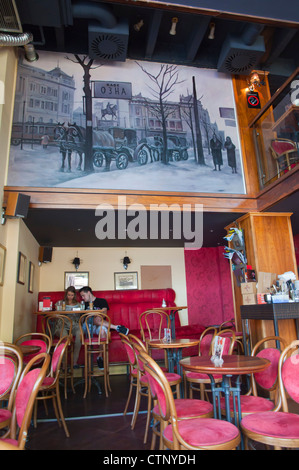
[79,286,129,369]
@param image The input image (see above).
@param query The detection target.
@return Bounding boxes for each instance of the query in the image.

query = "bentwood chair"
[42,314,75,398]
[33,336,70,437]
[15,333,51,365]
[139,309,171,367]
[184,328,235,400]
[220,336,287,420]
[79,312,111,398]
[0,353,50,450]
[0,343,23,431]
[241,339,299,449]
[120,333,181,445]
[139,348,241,450]
[270,138,298,176]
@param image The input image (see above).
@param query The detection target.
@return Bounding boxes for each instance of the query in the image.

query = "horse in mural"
[101,103,118,120]
[54,122,85,172]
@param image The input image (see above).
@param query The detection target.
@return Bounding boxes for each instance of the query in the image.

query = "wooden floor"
[25,371,299,452]
[26,373,152,451]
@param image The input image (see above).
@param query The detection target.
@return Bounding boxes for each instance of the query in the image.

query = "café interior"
[0,0,299,451]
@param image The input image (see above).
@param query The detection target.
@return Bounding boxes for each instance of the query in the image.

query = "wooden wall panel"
[227,212,298,347]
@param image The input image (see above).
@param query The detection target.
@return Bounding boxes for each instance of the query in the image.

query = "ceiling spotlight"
[208,22,215,40]
[134,19,144,32]
[169,17,178,36]
[24,43,39,62]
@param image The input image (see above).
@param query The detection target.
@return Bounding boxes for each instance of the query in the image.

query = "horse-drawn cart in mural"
[135,134,189,163]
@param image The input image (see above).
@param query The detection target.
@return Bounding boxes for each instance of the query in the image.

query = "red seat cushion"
[153,398,213,418]
[0,409,12,423]
[241,411,299,439]
[164,417,240,446]
[220,395,274,413]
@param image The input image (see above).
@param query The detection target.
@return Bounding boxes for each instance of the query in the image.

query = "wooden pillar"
[226,212,298,348]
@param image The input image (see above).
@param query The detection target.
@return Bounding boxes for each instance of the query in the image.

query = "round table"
[149,338,200,381]
[179,355,270,427]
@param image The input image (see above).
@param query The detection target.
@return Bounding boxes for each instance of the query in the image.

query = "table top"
[149,338,200,349]
[34,309,99,315]
[151,306,187,312]
[19,345,41,355]
[179,354,270,375]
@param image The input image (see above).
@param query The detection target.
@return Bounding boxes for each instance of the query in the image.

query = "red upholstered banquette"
[37,288,205,364]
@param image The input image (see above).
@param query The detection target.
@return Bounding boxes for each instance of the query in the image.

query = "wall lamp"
[169,17,178,36]
[72,256,81,270]
[122,255,131,270]
[248,71,265,91]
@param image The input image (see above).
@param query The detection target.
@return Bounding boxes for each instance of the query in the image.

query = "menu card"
[211,336,225,366]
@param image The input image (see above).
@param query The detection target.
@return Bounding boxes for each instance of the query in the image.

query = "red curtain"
[184,246,234,327]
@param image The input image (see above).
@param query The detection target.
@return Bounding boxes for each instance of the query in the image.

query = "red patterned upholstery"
[37,289,205,363]
[241,411,299,439]
[163,417,240,447]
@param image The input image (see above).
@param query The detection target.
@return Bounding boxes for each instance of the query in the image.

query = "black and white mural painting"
[8,51,246,194]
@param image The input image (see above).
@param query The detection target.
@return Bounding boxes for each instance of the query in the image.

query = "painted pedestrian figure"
[224,136,237,173]
[210,133,223,171]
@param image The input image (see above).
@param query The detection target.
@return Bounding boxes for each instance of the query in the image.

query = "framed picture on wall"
[28,261,34,293]
[114,272,138,290]
[17,252,26,285]
[0,243,6,286]
[64,271,89,290]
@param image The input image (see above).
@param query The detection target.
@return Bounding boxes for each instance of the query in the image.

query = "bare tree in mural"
[66,55,101,172]
[136,62,184,164]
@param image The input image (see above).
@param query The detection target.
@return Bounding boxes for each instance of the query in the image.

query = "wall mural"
[8,51,246,194]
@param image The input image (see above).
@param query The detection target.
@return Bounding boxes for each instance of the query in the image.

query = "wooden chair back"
[275,339,299,412]
[198,327,218,356]
[79,312,111,345]
[0,343,23,411]
[42,314,73,344]
[7,352,50,449]
[251,336,287,397]
[139,309,171,342]
[14,333,51,364]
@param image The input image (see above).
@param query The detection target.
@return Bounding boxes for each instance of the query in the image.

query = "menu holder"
[162,328,171,343]
[211,336,225,366]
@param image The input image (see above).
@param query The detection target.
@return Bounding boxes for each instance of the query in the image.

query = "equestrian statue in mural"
[101,102,118,120]
[54,122,85,172]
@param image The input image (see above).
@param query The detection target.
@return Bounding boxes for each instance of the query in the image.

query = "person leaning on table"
[79,286,129,369]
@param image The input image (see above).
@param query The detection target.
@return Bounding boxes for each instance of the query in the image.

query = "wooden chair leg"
[83,346,88,399]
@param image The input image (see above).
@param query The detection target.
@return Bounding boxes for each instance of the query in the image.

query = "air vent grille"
[217,34,265,75]
[222,50,260,74]
[88,21,128,62]
[0,0,22,33]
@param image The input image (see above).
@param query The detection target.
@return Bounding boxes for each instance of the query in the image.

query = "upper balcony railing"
[249,67,299,189]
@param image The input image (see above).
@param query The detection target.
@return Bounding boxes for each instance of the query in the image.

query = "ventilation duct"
[0,0,22,33]
[217,24,265,75]
[72,1,128,62]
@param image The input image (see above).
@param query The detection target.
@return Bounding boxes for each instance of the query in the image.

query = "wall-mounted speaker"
[6,193,30,218]
[39,247,53,263]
